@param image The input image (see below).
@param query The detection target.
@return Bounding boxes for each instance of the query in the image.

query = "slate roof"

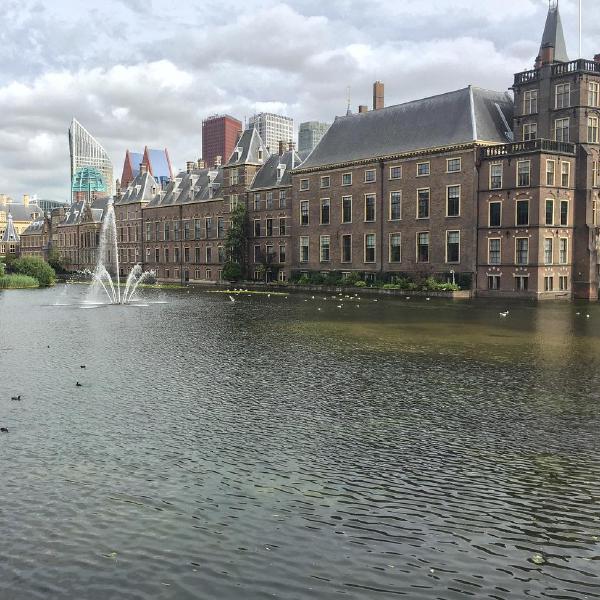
[116,171,160,205]
[298,86,514,171]
[59,196,111,226]
[539,4,569,63]
[0,202,43,222]
[146,167,224,208]
[225,128,269,166]
[1,213,19,242]
[250,149,303,190]
[21,218,47,236]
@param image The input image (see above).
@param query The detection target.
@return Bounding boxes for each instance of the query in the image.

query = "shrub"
[297,274,310,285]
[343,272,361,286]
[11,256,55,287]
[222,261,242,282]
[0,262,5,277]
[0,274,39,289]
[355,280,367,288]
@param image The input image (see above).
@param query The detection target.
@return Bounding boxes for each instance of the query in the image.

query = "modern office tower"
[248,113,294,154]
[68,118,114,202]
[202,115,242,168]
[298,121,330,155]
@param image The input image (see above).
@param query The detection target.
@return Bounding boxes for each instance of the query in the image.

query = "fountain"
[88,201,154,305]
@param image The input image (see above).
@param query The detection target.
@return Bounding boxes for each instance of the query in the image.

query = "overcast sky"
[0,0,598,200]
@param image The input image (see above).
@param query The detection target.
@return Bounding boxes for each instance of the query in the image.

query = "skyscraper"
[248,113,293,154]
[68,118,114,203]
[202,115,242,168]
[298,121,330,155]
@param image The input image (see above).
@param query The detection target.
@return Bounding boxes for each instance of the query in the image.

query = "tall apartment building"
[202,115,242,169]
[298,121,330,155]
[248,112,293,154]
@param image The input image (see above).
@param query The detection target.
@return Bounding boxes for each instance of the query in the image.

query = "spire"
[538,1,569,64]
[1,213,19,243]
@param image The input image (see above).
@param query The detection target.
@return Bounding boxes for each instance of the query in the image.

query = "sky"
[0,0,598,201]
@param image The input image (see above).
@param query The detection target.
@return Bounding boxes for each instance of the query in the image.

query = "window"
[300,201,309,226]
[594,161,599,187]
[164,248,169,263]
[417,232,430,262]
[266,218,273,236]
[230,168,239,185]
[490,163,503,190]
[488,239,501,265]
[516,200,529,226]
[342,196,352,223]
[555,118,570,142]
[300,236,309,262]
[341,235,352,263]
[447,158,461,173]
[266,192,273,210]
[516,238,529,265]
[206,247,212,263]
[588,116,599,144]
[146,223,152,241]
[389,192,401,220]
[254,193,261,210]
[545,199,554,226]
[546,160,556,187]
[279,190,287,209]
[194,219,201,239]
[320,235,330,262]
[488,275,501,290]
[561,162,570,187]
[164,221,170,241]
[389,166,402,180]
[389,233,401,262]
[560,200,568,226]
[489,202,502,227]
[184,221,191,240]
[174,221,181,242]
[364,234,376,263]
[205,217,212,238]
[299,179,309,191]
[253,245,261,263]
[523,122,537,141]
[515,275,529,291]
[555,83,570,109]
[279,217,287,235]
[205,269,212,280]
[254,219,261,237]
[342,172,352,186]
[544,238,553,264]
[447,185,460,217]
[320,199,330,225]
[524,89,538,114]
[365,194,376,222]
[146,247,151,260]
[184,247,190,262]
[559,238,568,264]
[266,244,275,262]
[417,189,430,219]
[544,276,554,292]
[446,230,460,263]
[217,217,224,239]
[517,161,530,187]
[417,162,430,177]
[320,176,330,189]
[279,244,286,263]
[155,248,160,262]
[195,247,200,263]
[589,82,600,107]
[559,275,568,291]
[364,169,376,183]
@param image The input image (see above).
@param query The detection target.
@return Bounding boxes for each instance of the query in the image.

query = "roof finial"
[345,85,352,116]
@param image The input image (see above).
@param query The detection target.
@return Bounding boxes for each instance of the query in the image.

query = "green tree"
[222,261,242,282]
[47,247,66,274]
[11,256,56,287]
[225,204,248,272]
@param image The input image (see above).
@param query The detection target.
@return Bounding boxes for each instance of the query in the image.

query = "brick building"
[20,216,52,260]
[202,115,242,174]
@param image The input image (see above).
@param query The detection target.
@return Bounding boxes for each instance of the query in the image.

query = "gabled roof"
[225,128,269,166]
[250,149,303,190]
[143,147,173,182]
[1,213,19,242]
[146,167,224,208]
[59,197,111,226]
[21,217,49,236]
[539,4,569,63]
[298,86,514,171]
[116,171,160,205]
[0,202,43,222]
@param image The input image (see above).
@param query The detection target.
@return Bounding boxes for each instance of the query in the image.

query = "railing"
[552,59,600,77]
[481,139,576,159]
[514,69,539,86]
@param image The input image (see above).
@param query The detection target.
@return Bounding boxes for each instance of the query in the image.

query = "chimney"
[373,81,384,110]
[541,44,554,65]
[186,161,195,174]
[358,105,368,114]
[197,158,206,169]
[214,155,222,168]
[278,140,285,156]
[23,194,30,207]
[288,141,295,151]
[140,163,148,175]
[595,53,600,63]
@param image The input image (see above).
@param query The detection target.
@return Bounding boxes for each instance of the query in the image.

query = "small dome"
[72,167,107,193]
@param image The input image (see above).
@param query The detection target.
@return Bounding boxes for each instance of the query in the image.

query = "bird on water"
[10,395,21,401]
[76,382,82,387]
[0,427,8,433]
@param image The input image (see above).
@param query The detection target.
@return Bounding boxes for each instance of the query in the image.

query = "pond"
[1,285,599,599]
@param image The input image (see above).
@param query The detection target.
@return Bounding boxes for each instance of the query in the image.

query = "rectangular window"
[545,199,554,226]
[523,122,537,141]
[195,247,200,263]
[164,248,169,263]
[254,219,261,237]
[559,275,568,291]
[389,233,401,262]
[389,192,401,220]
[217,217,224,239]
[588,116,599,144]
[488,275,501,290]
[561,162,570,187]
[516,238,529,265]
[184,221,190,240]
[174,221,181,242]
[320,235,330,262]
[364,234,376,263]
[516,200,529,226]
[279,217,287,235]
[489,202,502,227]
[446,230,460,263]
[544,238,553,264]
[253,245,261,263]
[555,83,570,109]
[184,247,190,262]
[164,222,170,241]
[342,173,352,186]
[417,189,430,219]
[389,166,402,180]
[417,232,430,262]
[155,248,160,262]
[174,247,180,264]
[266,218,273,236]
[342,196,352,223]
[515,275,529,291]
[300,236,309,262]
[194,219,201,239]
[254,193,261,210]
[364,169,376,183]
[365,194,376,222]
[517,161,531,187]
[544,276,554,292]
[205,269,211,280]
[146,223,152,241]
[279,244,286,263]
[266,192,273,210]
[205,217,212,238]
[488,238,501,265]
[560,200,568,226]
[524,89,538,114]
[559,237,568,264]
[341,234,352,263]
[320,199,330,225]
[416,162,430,177]
[594,161,599,187]
[555,117,570,142]
[279,190,287,209]
[300,200,309,226]
[490,163,503,190]
[320,176,330,189]
[299,179,309,191]
[546,160,555,187]
[447,157,461,173]
[266,244,274,262]
[206,246,212,263]
[589,82,600,107]
[447,185,460,217]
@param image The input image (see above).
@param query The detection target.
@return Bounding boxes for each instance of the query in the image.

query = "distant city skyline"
[1,0,599,200]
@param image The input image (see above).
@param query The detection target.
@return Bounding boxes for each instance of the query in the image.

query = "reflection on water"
[0,285,599,599]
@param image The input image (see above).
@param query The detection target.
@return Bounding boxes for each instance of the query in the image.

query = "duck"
[0,427,8,433]
[76,382,82,387]
[10,395,21,401]
[499,311,509,318]
[80,365,86,369]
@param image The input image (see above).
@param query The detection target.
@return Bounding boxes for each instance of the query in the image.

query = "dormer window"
[277,164,286,181]
[258,149,264,161]
[236,146,243,160]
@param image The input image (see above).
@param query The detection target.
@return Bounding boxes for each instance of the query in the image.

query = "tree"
[47,247,66,274]
[11,256,56,287]
[224,203,248,273]
[222,261,242,282]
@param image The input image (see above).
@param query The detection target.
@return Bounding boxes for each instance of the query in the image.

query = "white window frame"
[559,237,568,264]
[555,83,570,109]
[589,82,600,108]
[416,231,430,263]
[489,201,502,227]
[299,178,309,191]
[490,163,503,190]
[341,234,352,263]
[320,175,330,189]
[517,160,531,187]
[389,165,402,180]
[364,233,376,263]
[561,162,570,188]
[389,232,402,263]
[299,236,309,263]
[446,157,462,173]
[555,117,570,142]
[522,122,537,141]
[524,89,538,114]
[341,172,352,186]
[445,230,460,264]
[546,159,556,187]
[488,238,501,265]
[544,238,553,265]
[319,235,331,262]
[364,193,376,222]
[515,237,529,265]
[341,196,352,224]
[389,191,402,221]
[446,184,461,217]
[416,161,430,177]
[364,169,376,183]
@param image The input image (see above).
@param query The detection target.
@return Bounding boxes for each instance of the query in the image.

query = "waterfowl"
[76,382,82,387]
[80,365,86,369]
[10,395,21,401]
[0,427,8,433]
